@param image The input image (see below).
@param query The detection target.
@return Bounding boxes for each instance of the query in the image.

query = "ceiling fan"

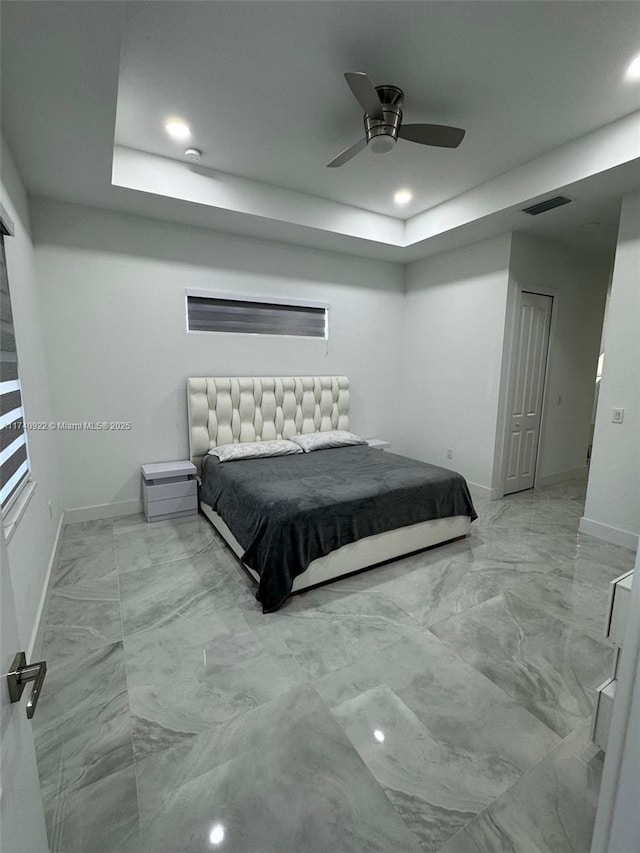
[327,72,466,168]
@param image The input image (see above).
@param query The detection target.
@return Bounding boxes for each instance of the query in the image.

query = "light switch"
[612,408,624,424]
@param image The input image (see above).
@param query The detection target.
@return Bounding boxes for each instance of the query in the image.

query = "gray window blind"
[187,295,327,338]
[0,233,30,510]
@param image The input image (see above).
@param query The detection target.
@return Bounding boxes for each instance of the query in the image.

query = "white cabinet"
[142,461,197,522]
[591,569,634,751]
[592,677,616,752]
[605,569,634,647]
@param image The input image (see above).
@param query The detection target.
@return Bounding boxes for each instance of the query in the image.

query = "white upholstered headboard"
[187,376,350,472]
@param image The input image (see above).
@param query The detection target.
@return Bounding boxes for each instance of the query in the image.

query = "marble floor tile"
[119,543,253,636]
[53,545,117,588]
[265,587,422,678]
[332,684,536,852]
[135,684,322,794]
[509,572,608,639]
[114,513,217,573]
[46,764,141,853]
[33,642,133,803]
[42,574,123,658]
[34,479,619,853]
[575,534,636,573]
[430,592,612,736]
[439,722,604,853]
[137,699,425,853]
[313,631,560,774]
[474,492,582,525]
[62,518,114,539]
[124,606,308,759]
[453,528,579,569]
[376,556,554,629]
[552,554,630,591]
[57,529,115,562]
[525,480,587,503]
[112,512,148,533]
[472,502,537,531]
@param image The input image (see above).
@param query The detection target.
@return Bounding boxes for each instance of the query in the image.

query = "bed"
[188,376,477,612]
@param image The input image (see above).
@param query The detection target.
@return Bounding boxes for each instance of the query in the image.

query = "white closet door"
[503,291,553,495]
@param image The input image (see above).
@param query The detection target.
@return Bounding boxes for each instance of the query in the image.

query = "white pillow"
[291,430,367,453]
[207,439,302,463]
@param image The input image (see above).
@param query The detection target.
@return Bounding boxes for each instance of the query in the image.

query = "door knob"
[6,651,47,719]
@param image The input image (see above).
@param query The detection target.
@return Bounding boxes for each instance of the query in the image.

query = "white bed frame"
[187,376,470,595]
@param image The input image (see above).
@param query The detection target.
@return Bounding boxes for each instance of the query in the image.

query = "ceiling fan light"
[369,135,396,154]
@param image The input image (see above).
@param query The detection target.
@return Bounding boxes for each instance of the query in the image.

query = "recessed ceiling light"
[164,119,191,141]
[625,53,640,81]
[394,189,413,206]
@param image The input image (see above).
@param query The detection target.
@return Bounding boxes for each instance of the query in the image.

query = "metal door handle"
[6,651,47,719]
[515,421,521,428]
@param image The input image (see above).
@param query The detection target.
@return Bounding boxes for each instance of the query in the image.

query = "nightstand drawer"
[145,493,198,520]
[144,479,197,503]
[592,677,616,751]
[605,570,634,647]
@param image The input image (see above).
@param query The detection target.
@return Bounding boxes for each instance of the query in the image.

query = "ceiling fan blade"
[399,124,466,148]
[327,137,367,168]
[344,72,384,120]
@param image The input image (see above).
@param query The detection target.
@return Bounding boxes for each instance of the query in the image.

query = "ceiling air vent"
[522,196,572,216]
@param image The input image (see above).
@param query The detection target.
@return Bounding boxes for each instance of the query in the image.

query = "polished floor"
[33,481,636,852]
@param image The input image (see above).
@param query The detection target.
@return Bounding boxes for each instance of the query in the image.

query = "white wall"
[400,234,512,491]
[30,197,405,514]
[1,139,62,652]
[400,230,609,497]
[501,232,609,488]
[582,191,640,549]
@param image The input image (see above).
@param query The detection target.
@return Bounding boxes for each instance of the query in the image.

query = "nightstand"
[141,461,198,522]
[366,438,391,450]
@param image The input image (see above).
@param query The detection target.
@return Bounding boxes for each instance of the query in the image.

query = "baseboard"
[466,481,493,500]
[64,498,143,524]
[579,517,639,551]
[537,467,589,487]
[28,511,64,661]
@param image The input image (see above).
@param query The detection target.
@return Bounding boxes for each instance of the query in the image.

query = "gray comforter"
[200,445,477,612]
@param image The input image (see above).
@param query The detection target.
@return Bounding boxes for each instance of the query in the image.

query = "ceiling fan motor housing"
[364,85,404,153]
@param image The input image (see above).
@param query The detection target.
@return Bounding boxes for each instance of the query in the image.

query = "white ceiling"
[116,0,640,217]
[2,1,640,262]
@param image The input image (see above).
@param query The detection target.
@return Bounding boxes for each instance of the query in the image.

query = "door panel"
[507,432,520,480]
[0,531,49,852]
[503,292,553,495]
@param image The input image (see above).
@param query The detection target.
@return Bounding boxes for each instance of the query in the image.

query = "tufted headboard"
[187,376,350,472]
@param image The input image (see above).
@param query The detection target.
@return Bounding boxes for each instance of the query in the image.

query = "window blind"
[187,295,327,338]
[0,233,30,511]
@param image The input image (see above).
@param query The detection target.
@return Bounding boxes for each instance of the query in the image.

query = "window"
[0,230,30,513]
[186,290,328,339]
